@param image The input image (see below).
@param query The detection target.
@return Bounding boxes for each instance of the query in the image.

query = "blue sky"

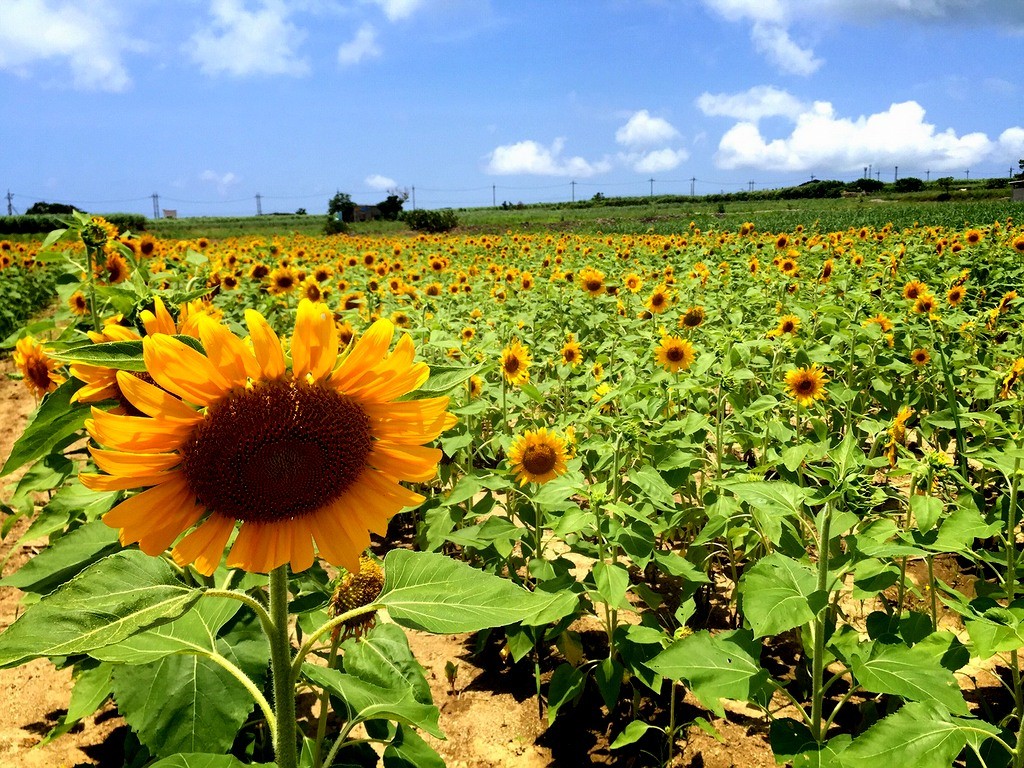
[2,0,1023,216]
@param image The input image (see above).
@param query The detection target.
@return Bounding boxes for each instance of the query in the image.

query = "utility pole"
[492,184,496,207]
[5,190,13,216]
[894,165,898,182]
[864,166,868,179]
[749,180,755,192]
[648,178,654,197]
[926,169,930,182]
[868,163,872,181]
[965,169,970,181]
[152,193,160,219]
[690,177,696,196]
[570,180,576,203]
[875,171,880,181]
[255,193,262,216]
[411,186,416,211]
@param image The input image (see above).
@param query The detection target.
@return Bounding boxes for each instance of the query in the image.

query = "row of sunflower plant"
[1,211,1024,767]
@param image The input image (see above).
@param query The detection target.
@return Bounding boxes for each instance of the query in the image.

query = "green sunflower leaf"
[378,549,577,633]
[0,550,203,669]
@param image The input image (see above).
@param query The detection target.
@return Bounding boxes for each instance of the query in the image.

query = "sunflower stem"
[269,565,299,768]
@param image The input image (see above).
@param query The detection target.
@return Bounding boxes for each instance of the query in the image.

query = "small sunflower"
[910,348,931,367]
[864,313,894,332]
[913,293,936,314]
[772,314,800,337]
[784,364,828,407]
[623,273,643,293]
[655,335,696,373]
[468,374,484,399]
[79,299,453,575]
[680,306,705,329]
[1000,358,1024,398]
[579,268,606,296]
[268,266,298,295]
[14,336,65,399]
[903,280,928,301]
[560,337,583,367]
[645,285,672,315]
[946,285,966,307]
[69,290,90,316]
[500,340,532,386]
[508,428,569,486]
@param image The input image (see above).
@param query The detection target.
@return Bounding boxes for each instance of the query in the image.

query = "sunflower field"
[3,209,1024,767]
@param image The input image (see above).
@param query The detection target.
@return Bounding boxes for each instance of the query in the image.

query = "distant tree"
[295,207,307,215]
[936,176,954,192]
[376,187,409,221]
[850,178,885,194]
[894,177,925,193]
[26,201,78,215]
[327,191,355,223]
[1017,158,1024,179]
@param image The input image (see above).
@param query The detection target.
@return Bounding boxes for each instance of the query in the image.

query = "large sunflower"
[80,299,452,575]
[784,364,828,407]
[508,428,568,486]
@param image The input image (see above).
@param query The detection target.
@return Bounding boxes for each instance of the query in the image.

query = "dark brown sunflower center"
[180,380,372,523]
[26,358,52,390]
[504,356,521,374]
[666,346,685,362]
[522,444,557,476]
[795,377,815,394]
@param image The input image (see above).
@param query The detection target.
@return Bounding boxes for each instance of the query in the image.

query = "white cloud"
[750,21,822,76]
[0,0,133,91]
[1000,127,1024,157]
[486,138,611,178]
[371,0,426,22]
[711,97,1016,173]
[338,23,381,65]
[700,0,1024,76]
[630,148,690,174]
[615,110,680,147]
[190,0,309,77]
[200,169,240,194]
[365,173,397,190]
[697,85,806,122]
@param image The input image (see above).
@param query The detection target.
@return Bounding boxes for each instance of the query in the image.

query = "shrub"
[894,177,925,193]
[403,208,459,233]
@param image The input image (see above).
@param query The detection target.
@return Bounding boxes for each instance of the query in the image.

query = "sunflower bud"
[330,556,385,641]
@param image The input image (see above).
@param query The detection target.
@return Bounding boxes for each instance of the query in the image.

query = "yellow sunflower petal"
[103,473,194,536]
[115,371,203,422]
[172,513,235,576]
[330,318,395,391]
[144,335,231,406]
[359,468,426,509]
[136,501,204,557]
[141,297,177,336]
[81,471,176,492]
[88,407,193,452]
[245,309,286,379]
[309,506,364,573]
[287,516,316,573]
[89,446,181,476]
[369,443,442,482]
[292,299,339,381]
[196,313,260,387]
